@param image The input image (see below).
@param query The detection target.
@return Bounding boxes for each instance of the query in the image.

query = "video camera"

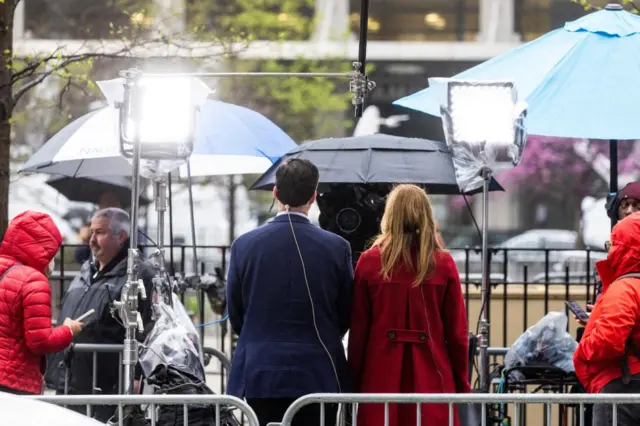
[172,267,227,316]
[317,183,391,262]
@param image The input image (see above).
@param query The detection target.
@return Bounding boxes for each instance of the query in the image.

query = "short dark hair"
[275,159,319,208]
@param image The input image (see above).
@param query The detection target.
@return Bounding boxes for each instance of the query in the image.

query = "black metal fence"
[52,245,606,351]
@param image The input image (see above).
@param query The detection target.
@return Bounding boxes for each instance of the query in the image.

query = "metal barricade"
[271,393,640,426]
[58,343,125,396]
[34,394,259,426]
[57,344,232,397]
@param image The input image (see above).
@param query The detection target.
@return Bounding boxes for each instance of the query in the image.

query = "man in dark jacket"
[45,208,154,422]
[227,159,354,426]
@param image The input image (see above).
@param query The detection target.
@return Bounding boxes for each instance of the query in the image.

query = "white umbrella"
[20,101,296,178]
[0,392,104,426]
[20,107,130,177]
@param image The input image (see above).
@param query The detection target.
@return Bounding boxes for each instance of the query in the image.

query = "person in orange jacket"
[574,211,640,426]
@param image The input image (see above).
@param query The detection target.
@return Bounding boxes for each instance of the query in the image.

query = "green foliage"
[10,52,104,159]
[222,59,353,142]
[186,0,353,143]
[188,0,315,42]
[9,0,353,220]
[12,0,352,148]
[184,295,199,315]
[569,0,639,13]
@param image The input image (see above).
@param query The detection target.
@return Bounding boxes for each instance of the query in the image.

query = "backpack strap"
[615,273,640,384]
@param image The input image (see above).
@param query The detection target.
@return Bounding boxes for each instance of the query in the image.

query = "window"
[516,0,616,41]
[24,0,151,39]
[350,0,480,41]
[185,0,314,41]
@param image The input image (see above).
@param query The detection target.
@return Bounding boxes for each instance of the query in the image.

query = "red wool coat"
[348,247,470,426]
[0,211,73,394]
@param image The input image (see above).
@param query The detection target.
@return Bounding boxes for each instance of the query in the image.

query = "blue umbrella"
[20,100,296,178]
[393,4,640,200]
[181,100,296,177]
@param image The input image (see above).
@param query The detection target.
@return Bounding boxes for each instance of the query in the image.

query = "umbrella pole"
[610,140,618,229]
[478,167,491,393]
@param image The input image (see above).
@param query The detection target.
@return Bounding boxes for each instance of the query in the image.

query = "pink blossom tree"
[501,136,638,191]
[446,136,639,231]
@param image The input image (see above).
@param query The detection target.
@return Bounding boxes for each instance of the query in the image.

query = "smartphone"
[75,309,95,322]
[565,300,590,323]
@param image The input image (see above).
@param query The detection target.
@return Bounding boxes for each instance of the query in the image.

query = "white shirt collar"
[276,211,308,219]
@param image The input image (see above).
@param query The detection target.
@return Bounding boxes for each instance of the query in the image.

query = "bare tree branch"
[56,76,73,109]
[12,72,49,105]
[9,31,246,91]
[10,47,65,84]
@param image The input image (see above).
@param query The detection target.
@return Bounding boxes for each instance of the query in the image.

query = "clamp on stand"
[349,62,376,116]
[113,249,147,395]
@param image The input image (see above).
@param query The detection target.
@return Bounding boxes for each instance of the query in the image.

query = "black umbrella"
[46,175,151,208]
[251,134,504,194]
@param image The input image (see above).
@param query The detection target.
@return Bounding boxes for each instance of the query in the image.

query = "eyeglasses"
[604,241,611,252]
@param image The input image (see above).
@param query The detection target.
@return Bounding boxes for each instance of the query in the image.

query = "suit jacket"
[226,213,354,398]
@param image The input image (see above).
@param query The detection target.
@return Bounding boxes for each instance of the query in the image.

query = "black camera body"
[317,184,390,262]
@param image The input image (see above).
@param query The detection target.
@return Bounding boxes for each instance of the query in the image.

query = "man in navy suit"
[227,159,353,426]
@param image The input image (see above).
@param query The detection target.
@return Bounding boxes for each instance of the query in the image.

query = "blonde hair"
[372,184,443,286]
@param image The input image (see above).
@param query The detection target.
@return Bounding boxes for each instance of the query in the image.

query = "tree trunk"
[0,1,14,239]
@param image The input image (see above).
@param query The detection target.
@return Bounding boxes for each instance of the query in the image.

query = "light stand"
[110,69,202,395]
[149,174,174,312]
[112,69,147,395]
[440,79,528,394]
[478,167,491,392]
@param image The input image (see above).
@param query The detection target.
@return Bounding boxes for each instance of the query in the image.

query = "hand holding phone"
[565,300,590,324]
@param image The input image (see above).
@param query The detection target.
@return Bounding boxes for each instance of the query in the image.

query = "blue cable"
[497,371,506,419]
[194,313,229,328]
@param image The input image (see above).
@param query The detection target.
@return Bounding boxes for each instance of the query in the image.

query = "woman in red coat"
[0,211,83,395]
[348,184,471,426]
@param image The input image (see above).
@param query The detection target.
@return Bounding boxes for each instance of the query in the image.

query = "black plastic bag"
[148,364,239,426]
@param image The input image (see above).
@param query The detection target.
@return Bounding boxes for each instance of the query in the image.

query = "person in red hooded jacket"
[348,184,470,426]
[574,211,640,426]
[0,210,83,395]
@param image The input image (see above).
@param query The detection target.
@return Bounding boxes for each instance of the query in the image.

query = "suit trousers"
[247,398,338,426]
